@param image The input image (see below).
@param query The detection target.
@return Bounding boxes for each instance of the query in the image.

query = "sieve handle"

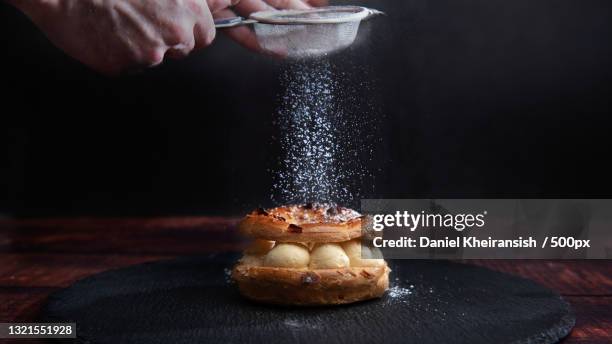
[214,17,258,28]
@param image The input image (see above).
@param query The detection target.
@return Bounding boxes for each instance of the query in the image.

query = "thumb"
[207,0,241,14]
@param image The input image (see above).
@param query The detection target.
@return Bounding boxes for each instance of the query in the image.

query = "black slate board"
[42,254,574,344]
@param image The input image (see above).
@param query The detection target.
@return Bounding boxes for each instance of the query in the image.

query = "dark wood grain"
[0,253,172,288]
[0,217,246,254]
[564,297,612,343]
[0,217,610,343]
[0,287,57,322]
[0,288,51,344]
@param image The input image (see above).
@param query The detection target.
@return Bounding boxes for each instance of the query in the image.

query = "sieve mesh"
[254,21,361,59]
[211,6,381,59]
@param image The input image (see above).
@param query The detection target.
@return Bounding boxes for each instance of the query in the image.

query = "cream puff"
[232,203,390,306]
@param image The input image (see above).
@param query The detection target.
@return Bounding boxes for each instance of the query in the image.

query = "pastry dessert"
[232,203,390,306]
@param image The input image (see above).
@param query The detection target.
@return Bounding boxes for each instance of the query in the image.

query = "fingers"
[233,0,273,17]
[165,41,196,59]
[149,0,219,61]
[223,26,261,53]
[233,0,315,18]
[263,0,311,9]
[304,0,327,6]
[206,0,239,14]
[215,9,262,53]
[193,3,217,49]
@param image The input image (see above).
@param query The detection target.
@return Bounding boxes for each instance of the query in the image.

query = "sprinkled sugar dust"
[271,59,381,207]
[388,286,413,299]
[387,277,415,303]
[271,60,341,204]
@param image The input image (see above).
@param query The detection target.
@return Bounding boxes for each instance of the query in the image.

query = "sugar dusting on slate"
[271,60,379,206]
[388,277,415,302]
[388,286,413,299]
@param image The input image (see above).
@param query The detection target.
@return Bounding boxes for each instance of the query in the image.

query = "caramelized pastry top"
[240,204,363,243]
[256,203,361,225]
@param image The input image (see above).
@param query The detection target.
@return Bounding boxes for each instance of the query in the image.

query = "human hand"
[10,0,236,74]
[9,0,328,74]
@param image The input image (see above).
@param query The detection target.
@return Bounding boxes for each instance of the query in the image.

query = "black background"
[1,0,611,217]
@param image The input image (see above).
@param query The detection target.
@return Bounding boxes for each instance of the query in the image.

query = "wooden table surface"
[0,217,610,343]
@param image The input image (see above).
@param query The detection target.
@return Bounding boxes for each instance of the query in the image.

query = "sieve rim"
[249,6,372,25]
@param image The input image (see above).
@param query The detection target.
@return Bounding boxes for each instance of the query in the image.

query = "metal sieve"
[214,6,383,59]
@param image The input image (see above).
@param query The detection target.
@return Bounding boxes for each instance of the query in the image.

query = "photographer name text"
[372,236,590,250]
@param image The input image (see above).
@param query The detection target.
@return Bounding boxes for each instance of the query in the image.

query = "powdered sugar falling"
[271,60,377,206]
